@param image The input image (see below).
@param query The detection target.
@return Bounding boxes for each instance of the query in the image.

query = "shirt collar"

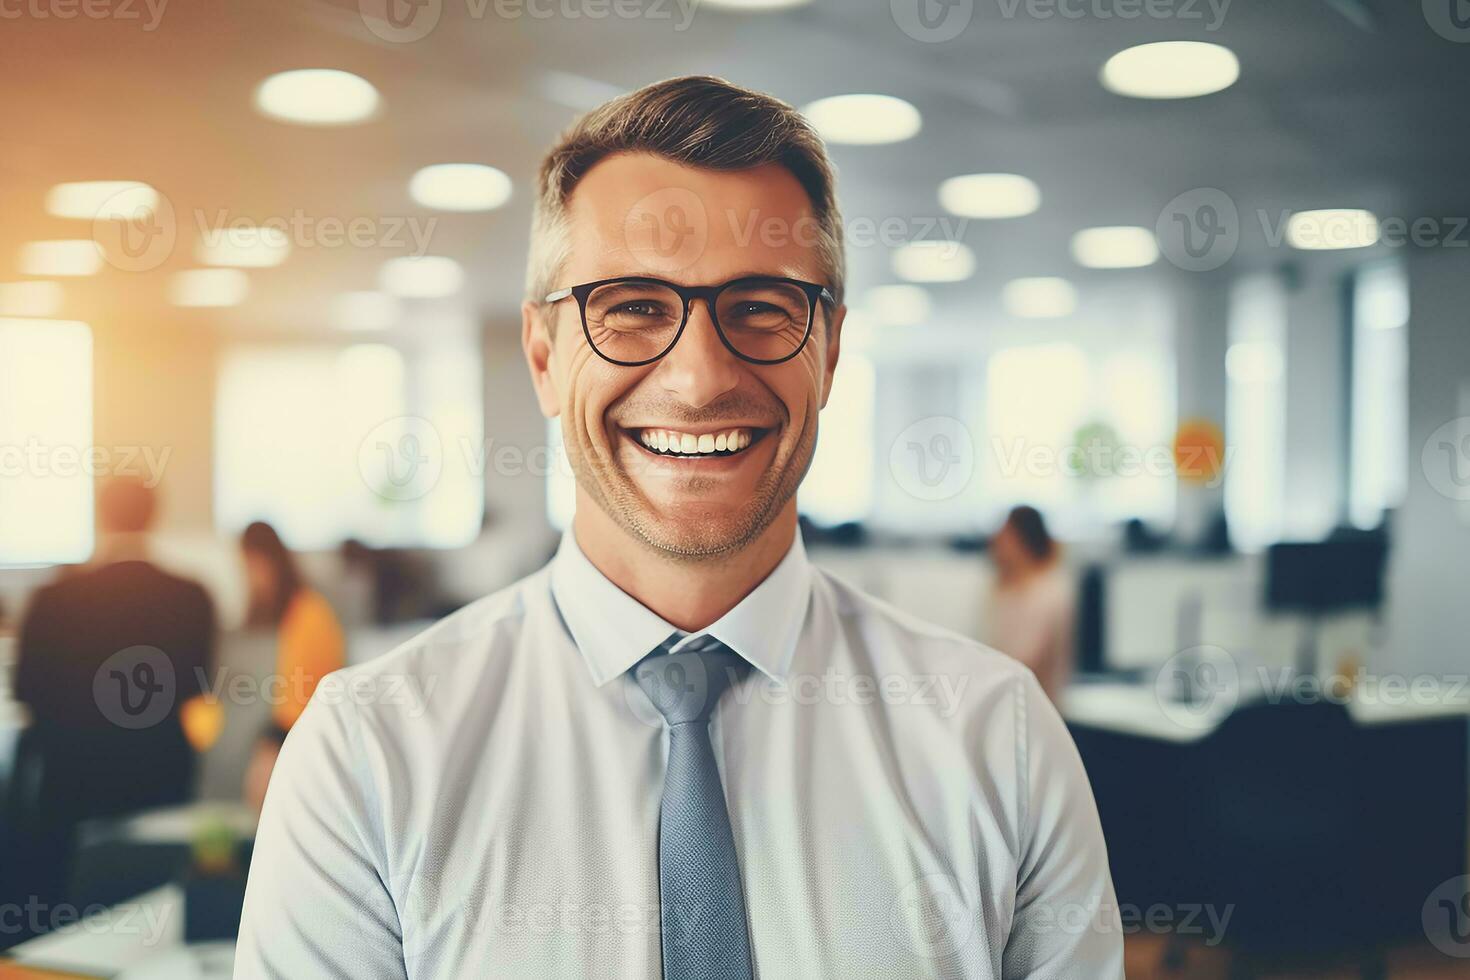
[548,527,811,688]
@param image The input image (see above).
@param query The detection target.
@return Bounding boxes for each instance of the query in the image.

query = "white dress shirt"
[236,529,1122,979]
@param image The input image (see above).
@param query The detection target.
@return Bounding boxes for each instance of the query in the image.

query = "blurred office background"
[2,0,1470,976]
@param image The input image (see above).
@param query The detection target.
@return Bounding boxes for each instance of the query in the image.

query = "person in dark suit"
[5,475,216,923]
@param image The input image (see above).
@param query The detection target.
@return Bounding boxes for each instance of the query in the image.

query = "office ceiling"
[1,0,1466,339]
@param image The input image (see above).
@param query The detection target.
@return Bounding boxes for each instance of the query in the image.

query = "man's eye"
[612,301,664,317]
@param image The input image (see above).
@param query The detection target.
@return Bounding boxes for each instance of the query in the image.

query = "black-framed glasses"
[542,275,836,367]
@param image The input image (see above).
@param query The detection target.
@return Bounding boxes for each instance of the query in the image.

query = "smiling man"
[236,76,1122,979]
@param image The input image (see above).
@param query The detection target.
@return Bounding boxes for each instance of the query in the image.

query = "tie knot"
[633,635,749,728]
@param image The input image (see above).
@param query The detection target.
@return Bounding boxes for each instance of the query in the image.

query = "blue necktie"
[633,635,755,980]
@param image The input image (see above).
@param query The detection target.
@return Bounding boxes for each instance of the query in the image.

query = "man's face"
[523,152,845,559]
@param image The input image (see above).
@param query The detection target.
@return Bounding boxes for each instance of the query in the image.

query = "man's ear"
[521,300,561,419]
[817,303,846,410]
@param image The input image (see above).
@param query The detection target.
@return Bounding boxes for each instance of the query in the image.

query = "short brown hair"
[525,75,845,311]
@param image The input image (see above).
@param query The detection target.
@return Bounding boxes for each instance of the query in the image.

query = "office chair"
[1186,698,1386,979]
[0,721,197,947]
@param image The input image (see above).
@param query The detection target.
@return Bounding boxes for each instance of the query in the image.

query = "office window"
[1348,260,1408,529]
[871,361,973,533]
[985,343,1089,513]
[800,352,875,525]
[0,319,94,565]
[981,342,1175,536]
[215,343,483,550]
[1224,273,1288,552]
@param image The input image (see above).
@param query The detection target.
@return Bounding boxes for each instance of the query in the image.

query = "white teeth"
[637,427,759,456]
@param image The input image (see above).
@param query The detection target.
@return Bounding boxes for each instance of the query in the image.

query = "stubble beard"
[565,413,816,563]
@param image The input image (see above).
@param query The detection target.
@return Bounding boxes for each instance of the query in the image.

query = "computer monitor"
[1264,538,1387,614]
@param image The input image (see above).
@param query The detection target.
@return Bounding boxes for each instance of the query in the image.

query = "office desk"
[3,885,234,978]
[1064,681,1470,954]
[1,802,250,974]
[1064,679,1470,739]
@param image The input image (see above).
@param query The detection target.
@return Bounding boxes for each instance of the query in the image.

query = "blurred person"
[339,537,439,625]
[7,476,215,920]
[984,506,1076,703]
[238,76,1121,979]
[238,521,344,812]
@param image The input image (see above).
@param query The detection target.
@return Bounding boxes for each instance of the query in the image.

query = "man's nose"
[654,299,743,409]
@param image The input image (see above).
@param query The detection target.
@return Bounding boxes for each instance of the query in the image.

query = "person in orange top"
[239,520,345,810]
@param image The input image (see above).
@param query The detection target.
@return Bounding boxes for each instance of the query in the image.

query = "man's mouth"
[628,426,770,459]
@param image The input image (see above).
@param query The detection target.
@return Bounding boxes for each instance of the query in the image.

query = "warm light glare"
[197,225,292,267]
[0,281,63,317]
[170,268,250,307]
[891,241,975,283]
[379,255,464,298]
[332,290,401,331]
[45,181,159,220]
[1002,277,1078,318]
[864,284,932,327]
[409,164,513,212]
[254,69,380,125]
[0,318,94,564]
[20,240,102,276]
[802,94,921,145]
[1101,42,1240,99]
[1071,226,1159,269]
[938,173,1041,219]
[1286,209,1381,250]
